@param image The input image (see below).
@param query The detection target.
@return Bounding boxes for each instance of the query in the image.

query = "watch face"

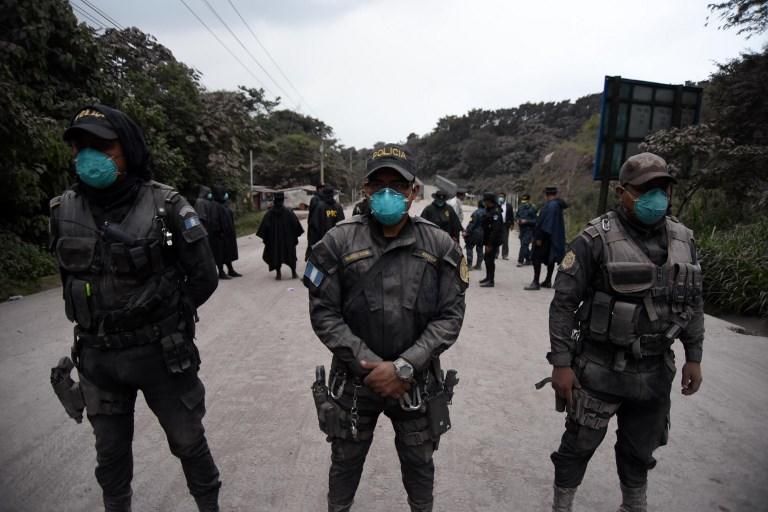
[397,363,413,380]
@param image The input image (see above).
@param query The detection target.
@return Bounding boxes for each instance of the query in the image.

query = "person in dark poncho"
[195,185,213,228]
[209,186,240,279]
[306,185,345,260]
[256,191,304,280]
[525,186,568,290]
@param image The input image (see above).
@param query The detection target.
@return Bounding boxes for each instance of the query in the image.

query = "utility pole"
[348,148,353,202]
[249,149,253,207]
[319,140,325,185]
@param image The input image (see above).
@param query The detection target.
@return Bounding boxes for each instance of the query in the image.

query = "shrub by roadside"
[698,220,768,317]
[0,230,58,301]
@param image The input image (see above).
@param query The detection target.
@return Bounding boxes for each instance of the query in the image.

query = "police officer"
[49,105,221,511]
[546,153,704,512]
[479,192,504,287]
[515,193,537,267]
[307,185,345,260]
[497,192,514,260]
[304,144,467,512]
[420,189,463,241]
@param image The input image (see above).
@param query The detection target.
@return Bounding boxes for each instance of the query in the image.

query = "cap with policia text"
[63,107,118,142]
[619,152,677,186]
[366,144,415,182]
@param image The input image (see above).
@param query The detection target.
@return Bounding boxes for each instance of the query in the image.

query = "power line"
[226,0,316,115]
[71,3,105,29]
[199,0,297,107]
[178,0,273,96]
[78,0,124,30]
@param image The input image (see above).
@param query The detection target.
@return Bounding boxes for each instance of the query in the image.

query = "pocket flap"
[56,237,97,272]
[606,262,655,294]
[180,380,205,411]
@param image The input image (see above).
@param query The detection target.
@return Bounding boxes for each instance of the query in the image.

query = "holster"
[312,365,346,440]
[50,356,85,423]
[425,392,451,438]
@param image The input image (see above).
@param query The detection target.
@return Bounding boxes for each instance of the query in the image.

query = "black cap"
[63,107,118,141]
[483,192,496,202]
[545,186,558,195]
[619,152,677,186]
[366,144,415,182]
[432,190,448,200]
[521,193,531,200]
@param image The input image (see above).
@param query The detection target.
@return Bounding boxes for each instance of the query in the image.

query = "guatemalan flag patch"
[304,261,325,287]
[184,216,201,230]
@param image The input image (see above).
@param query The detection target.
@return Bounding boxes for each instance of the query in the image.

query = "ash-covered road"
[1,199,766,511]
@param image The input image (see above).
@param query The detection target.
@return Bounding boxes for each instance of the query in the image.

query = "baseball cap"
[619,153,677,186]
[366,144,415,182]
[63,107,118,141]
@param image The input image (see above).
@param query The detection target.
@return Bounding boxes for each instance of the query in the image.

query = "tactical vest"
[52,182,181,335]
[582,211,702,358]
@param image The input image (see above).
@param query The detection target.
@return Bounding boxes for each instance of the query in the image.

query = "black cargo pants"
[327,381,438,512]
[551,354,674,489]
[78,341,221,505]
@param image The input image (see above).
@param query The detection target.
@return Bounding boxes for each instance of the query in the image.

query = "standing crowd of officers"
[47,106,704,512]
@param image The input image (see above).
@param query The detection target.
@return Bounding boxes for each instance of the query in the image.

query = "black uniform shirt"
[305,216,467,376]
[548,208,704,367]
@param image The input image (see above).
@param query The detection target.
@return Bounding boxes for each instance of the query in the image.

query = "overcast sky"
[74,0,762,148]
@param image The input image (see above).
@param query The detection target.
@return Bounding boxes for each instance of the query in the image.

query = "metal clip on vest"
[399,385,423,412]
[329,373,346,400]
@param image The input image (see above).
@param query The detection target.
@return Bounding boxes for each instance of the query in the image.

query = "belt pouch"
[69,279,93,330]
[608,301,639,347]
[426,393,451,438]
[589,291,613,342]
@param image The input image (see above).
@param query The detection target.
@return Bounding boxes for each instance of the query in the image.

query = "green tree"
[708,0,768,36]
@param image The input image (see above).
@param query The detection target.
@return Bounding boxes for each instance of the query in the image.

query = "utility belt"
[311,361,459,446]
[581,334,671,372]
[75,312,181,350]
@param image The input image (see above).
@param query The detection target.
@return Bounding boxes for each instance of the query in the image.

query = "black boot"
[479,280,495,287]
[552,485,577,512]
[290,267,298,279]
[218,268,231,280]
[275,269,282,280]
[103,491,132,512]
[227,265,242,277]
[524,281,540,290]
[194,487,220,512]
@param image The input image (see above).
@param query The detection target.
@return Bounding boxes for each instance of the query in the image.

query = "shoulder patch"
[459,256,469,285]
[560,250,576,270]
[303,261,325,288]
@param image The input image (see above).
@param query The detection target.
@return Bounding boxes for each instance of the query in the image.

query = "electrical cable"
[78,0,124,30]
[199,0,298,107]
[226,0,316,115]
[177,0,273,96]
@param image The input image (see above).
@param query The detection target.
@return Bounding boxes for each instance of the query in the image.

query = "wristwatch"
[393,358,414,382]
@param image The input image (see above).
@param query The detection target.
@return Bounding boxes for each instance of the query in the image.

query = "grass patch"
[235,210,265,238]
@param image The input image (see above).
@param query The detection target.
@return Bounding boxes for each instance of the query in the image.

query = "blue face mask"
[631,188,669,225]
[207,192,213,200]
[75,148,118,189]
[370,188,408,226]
[434,199,446,208]
[224,192,229,201]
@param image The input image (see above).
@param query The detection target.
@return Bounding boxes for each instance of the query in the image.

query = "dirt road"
[1,199,767,511]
